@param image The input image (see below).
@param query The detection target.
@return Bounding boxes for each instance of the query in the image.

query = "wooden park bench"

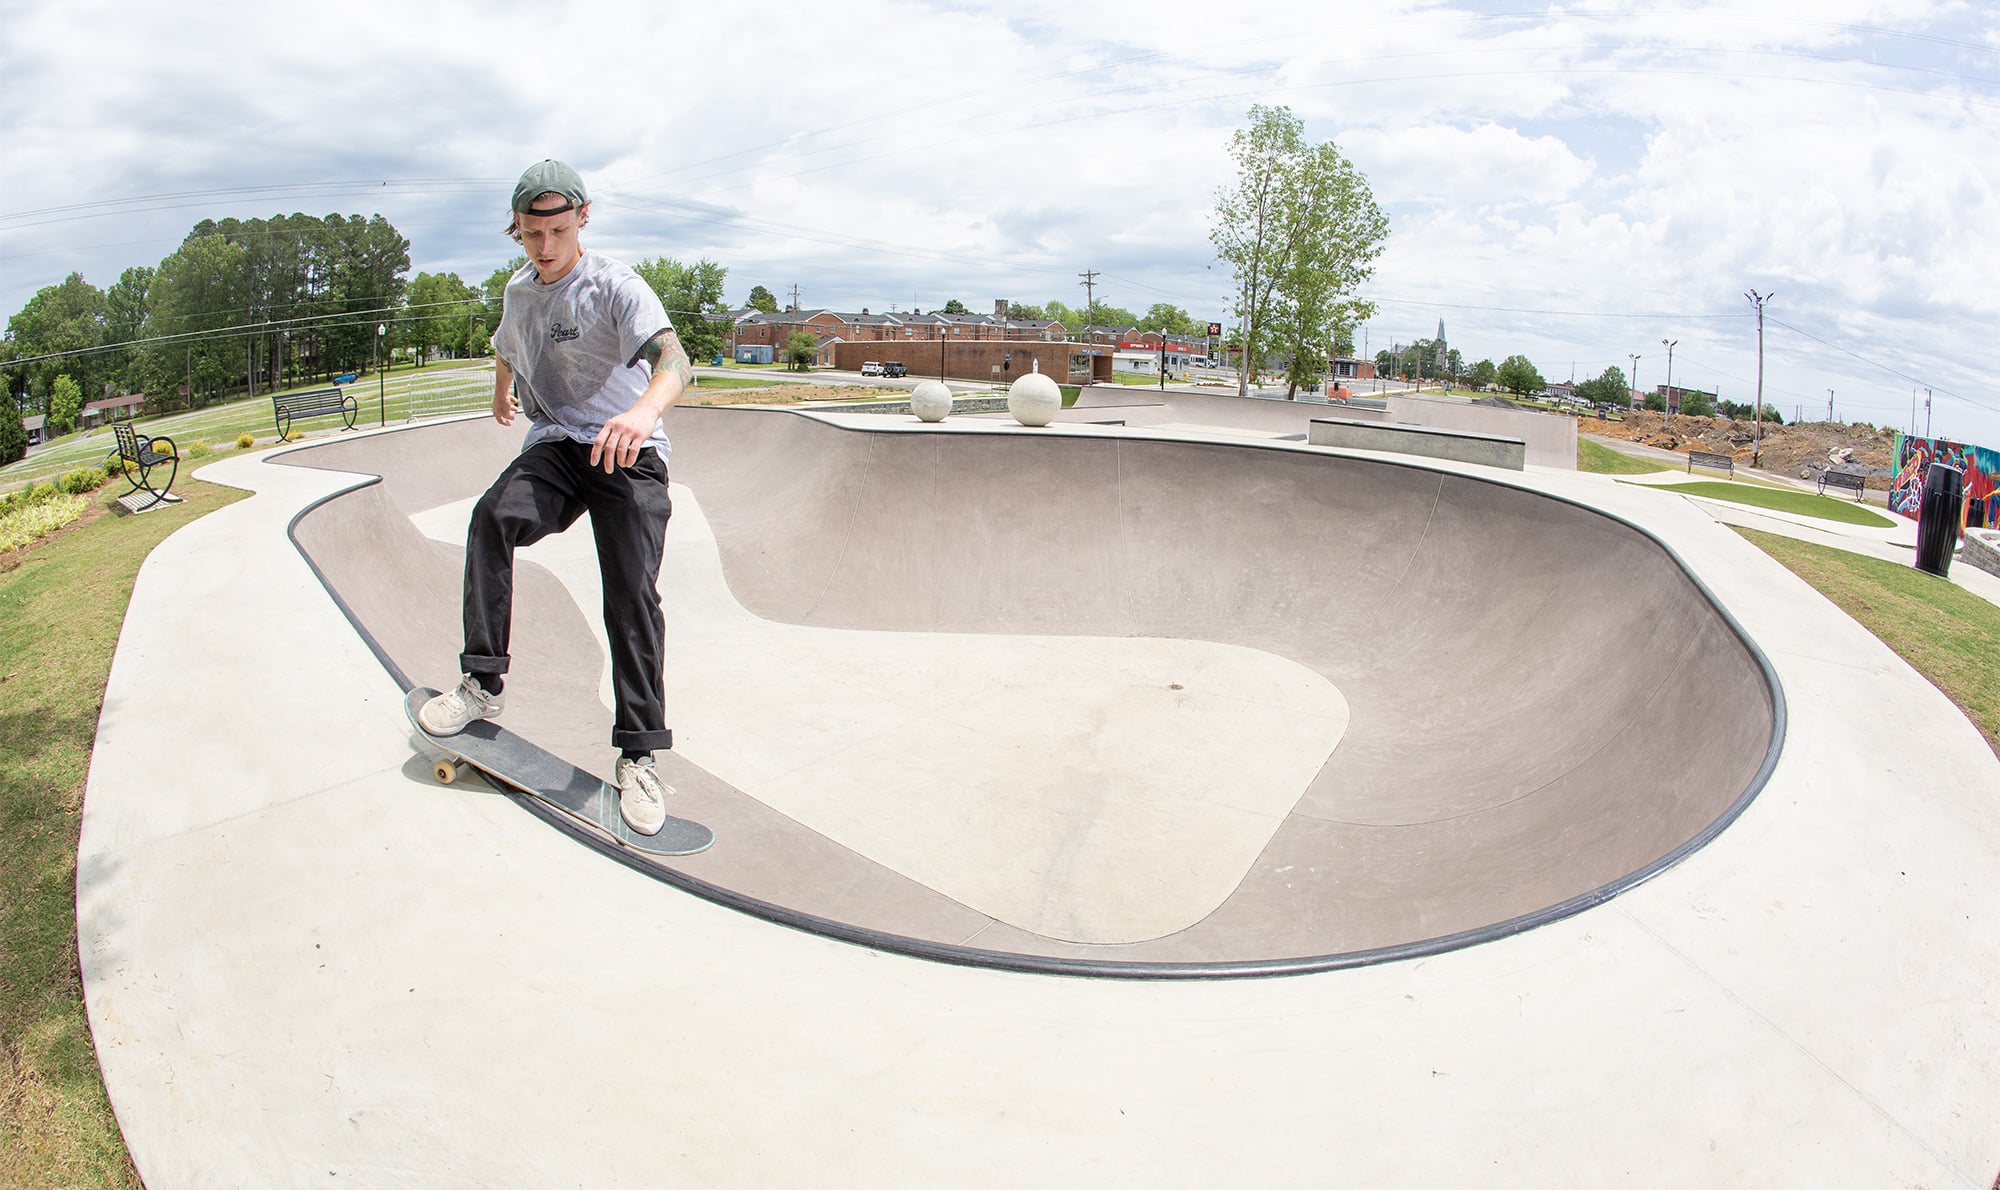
[1686,449,1735,478]
[1817,468,1868,500]
[109,422,179,510]
[272,386,359,439]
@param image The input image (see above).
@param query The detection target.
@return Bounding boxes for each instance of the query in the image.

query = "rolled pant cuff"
[459,654,510,674]
[614,728,674,753]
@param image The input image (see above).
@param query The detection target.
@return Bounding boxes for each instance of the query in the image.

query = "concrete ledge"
[1310,417,1527,470]
[1964,527,2000,579]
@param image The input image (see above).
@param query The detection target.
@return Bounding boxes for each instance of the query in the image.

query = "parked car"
[860,361,884,376]
[882,361,907,378]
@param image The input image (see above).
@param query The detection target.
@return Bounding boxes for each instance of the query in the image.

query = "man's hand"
[590,406,657,472]
[492,356,518,426]
[588,328,689,472]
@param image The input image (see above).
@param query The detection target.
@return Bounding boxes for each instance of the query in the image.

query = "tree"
[403,271,480,366]
[103,266,153,392]
[1642,391,1667,412]
[1212,105,1388,398]
[1495,355,1545,398]
[0,398,24,466]
[136,232,246,409]
[1264,138,1388,398]
[784,330,817,371]
[746,285,779,314]
[1469,359,1498,389]
[49,374,83,436]
[1681,389,1715,418]
[941,298,968,315]
[481,258,523,337]
[1139,303,1200,336]
[633,256,729,364]
[1574,365,1628,407]
[7,273,108,402]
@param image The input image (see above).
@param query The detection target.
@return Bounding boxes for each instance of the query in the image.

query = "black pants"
[460,439,673,753]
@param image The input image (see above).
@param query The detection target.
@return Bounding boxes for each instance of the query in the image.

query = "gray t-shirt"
[493,250,673,459]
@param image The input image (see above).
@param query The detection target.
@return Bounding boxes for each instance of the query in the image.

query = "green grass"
[0,477,248,1189]
[688,375,801,391]
[2,362,495,493]
[1736,528,2000,758]
[1578,438,1668,475]
[1629,479,1896,527]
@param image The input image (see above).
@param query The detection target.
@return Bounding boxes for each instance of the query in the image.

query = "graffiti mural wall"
[1889,433,1999,530]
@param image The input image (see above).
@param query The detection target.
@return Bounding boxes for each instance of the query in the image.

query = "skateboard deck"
[404,686,714,856]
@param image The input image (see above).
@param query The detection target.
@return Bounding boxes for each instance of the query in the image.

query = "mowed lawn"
[1,477,248,1189]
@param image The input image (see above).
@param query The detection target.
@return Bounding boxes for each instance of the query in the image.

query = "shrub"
[28,481,57,504]
[58,467,108,496]
[0,492,89,553]
[236,433,257,450]
[187,440,212,460]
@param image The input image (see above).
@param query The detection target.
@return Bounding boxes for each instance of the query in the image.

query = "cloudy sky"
[5,0,1998,444]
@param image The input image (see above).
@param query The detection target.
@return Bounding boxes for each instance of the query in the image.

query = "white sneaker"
[418,675,504,736]
[615,756,672,836]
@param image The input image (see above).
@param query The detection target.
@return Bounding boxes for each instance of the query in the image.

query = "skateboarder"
[419,159,690,836]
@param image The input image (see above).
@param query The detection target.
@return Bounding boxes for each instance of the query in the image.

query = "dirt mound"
[1586,411,1898,488]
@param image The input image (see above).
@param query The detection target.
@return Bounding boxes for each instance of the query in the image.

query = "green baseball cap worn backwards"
[512,159,588,216]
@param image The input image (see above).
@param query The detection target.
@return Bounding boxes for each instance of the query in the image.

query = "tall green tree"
[1495,354,1545,398]
[1262,137,1387,398]
[103,266,153,391]
[1139,303,1200,336]
[48,374,83,436]
[940,298,968,315]
[746,285,779,314]
[1574,365,1627,407]
[137,232,247,409]
[0,397,25,465]
[7,273,108,403]
[1212,105,1386,398]
[403,271,481,366]
[1468,358,1499,389]
[633,257,729,363]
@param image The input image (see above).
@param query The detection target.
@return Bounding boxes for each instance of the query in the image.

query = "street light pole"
[376,323,386,427]
[1744,290,1773,467]
[1660,338,1678,418]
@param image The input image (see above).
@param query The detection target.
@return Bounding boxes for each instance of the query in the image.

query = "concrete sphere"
[1007,372,1061,427]
[910,380,953,423]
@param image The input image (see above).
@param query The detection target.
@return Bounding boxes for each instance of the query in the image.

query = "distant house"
[80,394,146,430]
[22,413,45,446]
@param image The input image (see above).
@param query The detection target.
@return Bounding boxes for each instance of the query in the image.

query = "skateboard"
[403,686,714,856]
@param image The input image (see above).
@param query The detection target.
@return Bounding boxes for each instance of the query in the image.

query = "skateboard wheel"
[433,759,458,785]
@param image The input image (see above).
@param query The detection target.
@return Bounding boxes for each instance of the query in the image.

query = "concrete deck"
[76,406,2000,1187]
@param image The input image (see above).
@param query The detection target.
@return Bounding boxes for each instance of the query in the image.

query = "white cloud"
[4,0,1998,440]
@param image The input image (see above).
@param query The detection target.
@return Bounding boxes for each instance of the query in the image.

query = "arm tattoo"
[640,330,693,387]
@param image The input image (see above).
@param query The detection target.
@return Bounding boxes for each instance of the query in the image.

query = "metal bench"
[1817,468,1868,500]
[273,386,359,438]
[109,422,179,510]
[1686,449,1735,478]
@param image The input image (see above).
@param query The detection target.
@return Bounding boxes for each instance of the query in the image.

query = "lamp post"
[1660,338,1677,418]
[376,324,387,426]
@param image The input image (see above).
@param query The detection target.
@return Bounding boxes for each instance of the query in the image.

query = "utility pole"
[787,283,801,313]
[1828,389,1834,423]
[1629,354,1640,410]
[1925,388,1932,437]
[1911,387,1918,437]
[1744,290,1773,467]
[1661,338,1678,418]
[1077,270,1099,329]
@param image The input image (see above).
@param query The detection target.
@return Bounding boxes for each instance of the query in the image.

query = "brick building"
[728,302,1067,363]
[832,338,1113,385]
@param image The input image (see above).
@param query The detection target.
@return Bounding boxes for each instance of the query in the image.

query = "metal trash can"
[1915,461,1965,577]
